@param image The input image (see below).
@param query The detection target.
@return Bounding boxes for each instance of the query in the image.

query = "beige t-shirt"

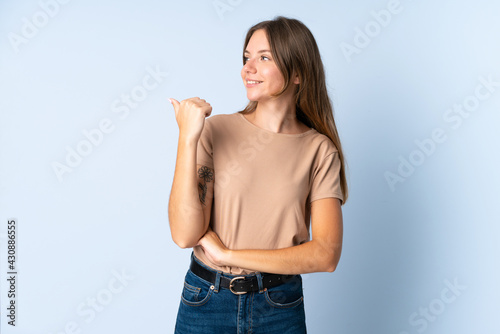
[193,111,343,274]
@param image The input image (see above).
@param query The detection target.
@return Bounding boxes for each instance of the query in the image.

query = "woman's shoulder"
[204,112,243,134]
[307,130,339,155]
[206,112,240,125]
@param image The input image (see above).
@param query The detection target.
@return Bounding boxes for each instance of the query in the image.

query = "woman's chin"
[246,92,264,102]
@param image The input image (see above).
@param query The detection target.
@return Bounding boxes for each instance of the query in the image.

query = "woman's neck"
[248,99,309,134]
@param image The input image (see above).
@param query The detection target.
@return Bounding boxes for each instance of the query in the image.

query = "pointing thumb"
[169,98,180,112]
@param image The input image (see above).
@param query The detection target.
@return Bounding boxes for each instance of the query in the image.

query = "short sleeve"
[196,119,214,169]
[309,151,343,205]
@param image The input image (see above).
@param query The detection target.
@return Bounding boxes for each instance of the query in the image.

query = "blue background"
[1,0,499,333]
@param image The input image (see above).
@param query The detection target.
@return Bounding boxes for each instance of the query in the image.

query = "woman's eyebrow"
[244,49,271,54]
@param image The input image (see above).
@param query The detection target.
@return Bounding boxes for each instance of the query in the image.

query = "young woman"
[168,16,348,334]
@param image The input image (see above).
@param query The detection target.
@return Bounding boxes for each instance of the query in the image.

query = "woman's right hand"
[169,97,212,142]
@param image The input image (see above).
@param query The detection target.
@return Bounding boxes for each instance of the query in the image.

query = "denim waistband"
[190,251,270,293]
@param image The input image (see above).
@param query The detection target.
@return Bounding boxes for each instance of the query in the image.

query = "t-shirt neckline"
[236,112,315,137]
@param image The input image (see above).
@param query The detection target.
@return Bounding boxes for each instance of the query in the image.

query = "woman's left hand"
[197,228,229,266]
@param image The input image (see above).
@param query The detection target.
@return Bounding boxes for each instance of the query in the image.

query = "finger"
[196,237,205,248]
[201,104,212,117]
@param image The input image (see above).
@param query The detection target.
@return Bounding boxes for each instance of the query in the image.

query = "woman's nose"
[243,59,256,73]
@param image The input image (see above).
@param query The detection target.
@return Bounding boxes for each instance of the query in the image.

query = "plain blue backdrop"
[1,0,499,333]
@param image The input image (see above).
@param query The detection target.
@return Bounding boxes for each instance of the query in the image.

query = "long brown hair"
[239,16,349,204]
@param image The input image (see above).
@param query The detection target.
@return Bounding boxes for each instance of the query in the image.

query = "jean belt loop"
[256,272,264,293]
[214,271,222,293]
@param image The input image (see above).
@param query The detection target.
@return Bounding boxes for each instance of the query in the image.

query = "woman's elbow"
[317,254,338,273]
[318,246,342,273]
[171,233,199,249]
[173,239,196,249]
[324,261,338,273]
[168,214,205,249]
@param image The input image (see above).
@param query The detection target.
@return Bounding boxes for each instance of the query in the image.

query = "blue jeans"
[174,253,307,333]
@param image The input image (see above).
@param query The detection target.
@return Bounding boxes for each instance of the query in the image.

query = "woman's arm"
[168,97,214,248]
[198,197,343,275]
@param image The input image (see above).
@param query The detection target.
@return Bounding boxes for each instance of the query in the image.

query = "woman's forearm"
[168,136,206,248]
[223,240,342,275]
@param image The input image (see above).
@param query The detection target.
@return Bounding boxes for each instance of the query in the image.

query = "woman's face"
[241,29,287,102]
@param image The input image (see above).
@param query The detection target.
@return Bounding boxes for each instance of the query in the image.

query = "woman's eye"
[243,55,271,63]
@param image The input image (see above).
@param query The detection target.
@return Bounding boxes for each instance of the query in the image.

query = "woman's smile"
[245,79,263,87]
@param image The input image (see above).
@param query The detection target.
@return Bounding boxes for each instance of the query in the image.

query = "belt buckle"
[229,276,247,295]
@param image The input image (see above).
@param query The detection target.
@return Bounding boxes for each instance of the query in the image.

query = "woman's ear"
[293,72,300,85]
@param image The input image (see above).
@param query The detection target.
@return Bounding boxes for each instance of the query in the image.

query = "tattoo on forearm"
[197,166,214,206]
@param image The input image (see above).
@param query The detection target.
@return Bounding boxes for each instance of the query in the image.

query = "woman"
[168,16,348,333]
